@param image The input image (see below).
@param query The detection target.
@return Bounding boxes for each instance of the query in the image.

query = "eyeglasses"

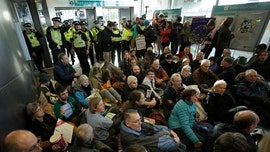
[29,140,42,152]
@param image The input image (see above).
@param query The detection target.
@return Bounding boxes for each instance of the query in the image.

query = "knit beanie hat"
[127,75,137,85]
[223,57,234,64]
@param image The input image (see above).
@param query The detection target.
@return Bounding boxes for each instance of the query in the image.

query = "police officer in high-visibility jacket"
[71,21,90,75]
[91,20,103,62]
[22,23,44,71]
[63,20,75,65]
[121,20,133,52]
[46,17,70,65]
[111,22,122,63]
[80,21,94,66]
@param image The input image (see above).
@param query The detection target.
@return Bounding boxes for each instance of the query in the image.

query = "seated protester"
[159,46,171,62]
[74,75,93,107]
[90,67,121,103]
[129,64,144,84]
[192,59,219,93]
[174,45,193,62]
[150,59,169,89]
[214,132,249,152]
[203,110,259,152]
[3,130,43,152]
[120,109,186,152]
[54,53,80,87]
[215,57,236,87]
[26,102,59,152]
[208,56,218,72]
[180,65,196,86]
[237,69,270,129]
[101,62,126,94]
[245,43,267,67]
[248,49,270,81]
[142,69,163,102]
[72,123,113,152]
[139,50,156,75]
[216,49,232,70]
[85,98,118,150]
[38,72,61,105]
[119,50,131,76]
[190,52,203,73]
[160,53,176,77]
[175,57,190,73]
[203,80,247,125]
[121,76,138,102]
[89,63,101,78]
[163,73,185,120]
[124,90,157,124]
[54,85,83,125]
[129,49,138,64]
[168,89,213,150]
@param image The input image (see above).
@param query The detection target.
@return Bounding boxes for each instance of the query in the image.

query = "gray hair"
[180,65,191,75]
[213,80,227,87]
[170,73,181,82]
[245,69,257,77]
[76,124,94,143]
[78,74,89,85]
[26,102,40,117]
[223,49,231,55]
[200,59,210,66]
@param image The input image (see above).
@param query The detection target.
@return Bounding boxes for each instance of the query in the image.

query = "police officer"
[22,23,44,71]
[80,21,94,66]
[111,22,122,63]
[121,20,133,52]
[71,21,90,75]
[91,20,103,62]
[46,17,70,65]
[63,20,75,65]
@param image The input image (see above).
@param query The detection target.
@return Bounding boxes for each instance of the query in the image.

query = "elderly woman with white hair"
[74,74,93,107]
[202,80,247,124]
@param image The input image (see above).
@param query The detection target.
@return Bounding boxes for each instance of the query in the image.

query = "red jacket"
[160,28,171,43]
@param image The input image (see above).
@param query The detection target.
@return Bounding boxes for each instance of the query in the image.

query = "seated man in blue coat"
[120,109,186,152]
[54,53,80,87]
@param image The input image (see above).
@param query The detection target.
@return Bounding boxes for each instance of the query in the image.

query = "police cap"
[93,20,99,24]
[80,21,88,26]
[52,17,61,22]
[23,23,32,27]
[73,21,80,25]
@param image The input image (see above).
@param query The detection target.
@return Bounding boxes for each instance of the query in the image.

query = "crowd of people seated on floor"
[4,14,270,151]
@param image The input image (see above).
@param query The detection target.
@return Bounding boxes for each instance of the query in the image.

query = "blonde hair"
[258,132,270,152]
[78,74,88,85]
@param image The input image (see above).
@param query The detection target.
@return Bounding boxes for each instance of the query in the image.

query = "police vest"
[50,29,62,46]
[111,29,121,42]
[122,28,132,41]
[73,33,86,48]
[83,30,91,42]
[64,27,74,43]
[26,32,40,47]
[91,27,100,42]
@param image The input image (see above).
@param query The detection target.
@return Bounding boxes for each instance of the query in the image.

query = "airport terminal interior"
[1,0,270,151]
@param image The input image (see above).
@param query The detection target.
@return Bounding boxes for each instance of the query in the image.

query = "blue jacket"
[120,121,180,152]
[54,62,77,87]
[168,100,199,143]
